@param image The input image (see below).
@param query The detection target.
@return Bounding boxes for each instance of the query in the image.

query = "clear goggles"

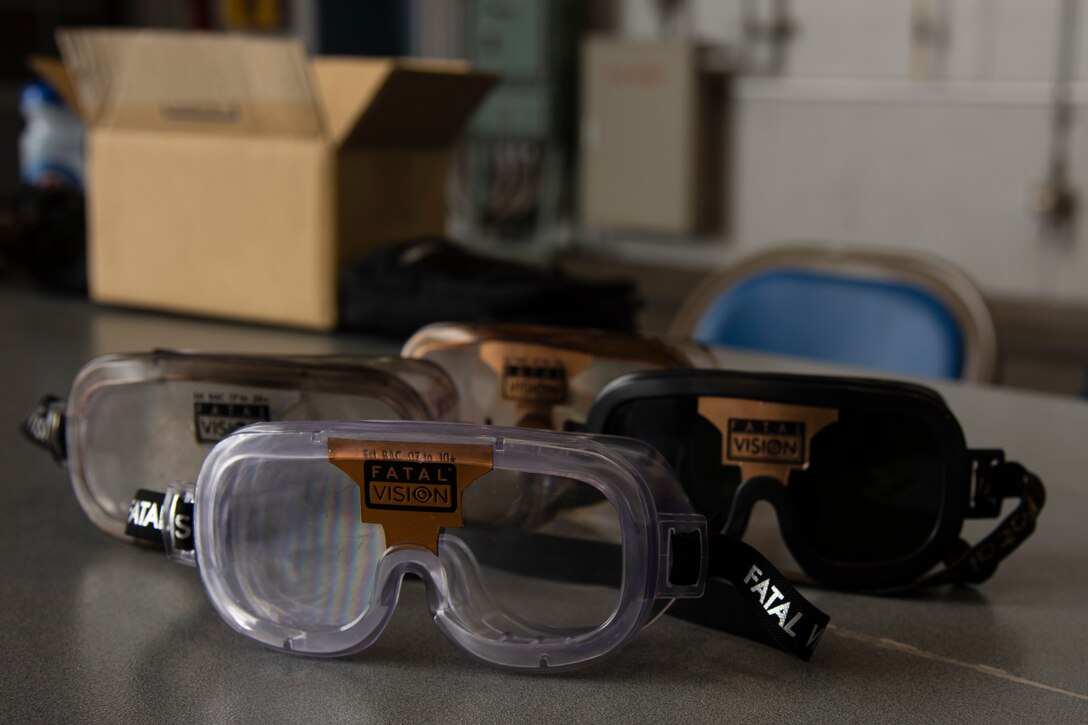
[23,351,457,539]
[401,322,712,429]
[125,421,829,670]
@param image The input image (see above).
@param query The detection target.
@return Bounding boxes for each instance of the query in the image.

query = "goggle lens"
[218,457,386,632]
[789,409,945,564]
[79,379,408,524]
[209,456,625,642]
[453,474,623,637]
[602,397,946,567]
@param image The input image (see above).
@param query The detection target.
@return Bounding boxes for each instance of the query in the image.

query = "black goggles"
[584,370,1046,592]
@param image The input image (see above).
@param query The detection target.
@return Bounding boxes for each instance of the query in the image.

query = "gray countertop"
[2,286,1086,723]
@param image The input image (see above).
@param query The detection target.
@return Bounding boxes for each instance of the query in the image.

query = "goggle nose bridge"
[376,546,450,594]
[722,477,795,539]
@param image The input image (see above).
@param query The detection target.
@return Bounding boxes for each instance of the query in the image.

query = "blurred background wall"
[2,0,1086,392]
[591,0,1088,304]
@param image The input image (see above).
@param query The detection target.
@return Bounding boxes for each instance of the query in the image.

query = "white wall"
[730,83,1085,301]
[601,0,1088,304]
[617,0,1086,81]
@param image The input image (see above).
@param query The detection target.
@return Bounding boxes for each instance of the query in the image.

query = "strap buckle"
[658,514,707,598]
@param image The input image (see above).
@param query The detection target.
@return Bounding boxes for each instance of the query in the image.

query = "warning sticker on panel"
[479,342,594,405]
[697,398,838,482]
[194,399,271,442]
[172,383,300,444]
[328,439,494,554]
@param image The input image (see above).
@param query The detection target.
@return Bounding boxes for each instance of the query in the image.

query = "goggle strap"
[450,527,624,588]
[915,461,1046,589]
[121,490,828,660]
[457,527,826,660]
[435,526,704,597]
[668,534,830,661]
[126,488,196,565]
[125,489,169,547]
[22,395,67,462]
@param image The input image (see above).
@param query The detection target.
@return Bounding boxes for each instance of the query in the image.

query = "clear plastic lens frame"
[63,352,456,538]
[401,322,711,429]
[192,421,706,671]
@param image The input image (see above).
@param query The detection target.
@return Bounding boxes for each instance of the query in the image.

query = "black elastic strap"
[126,489,167,546]
[126,489,195,552]
[667,534,829,661]
[450,527,828,661]
[451,527,623,588]
[914,460,1046,589]
[21,395,67,462]
[123,490,828,661]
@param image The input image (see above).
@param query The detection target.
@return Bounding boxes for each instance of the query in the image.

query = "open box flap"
[57,28,323,138]
[310,57,395,148]
[311,57,498,149]
[27,56,84,118]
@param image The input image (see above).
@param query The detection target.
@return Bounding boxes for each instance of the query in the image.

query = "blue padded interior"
[693,268,965,379]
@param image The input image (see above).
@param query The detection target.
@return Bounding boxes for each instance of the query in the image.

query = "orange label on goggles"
[480,342,594,405]
[479,342,595,428]
[697,398,838,482]
[328,439,494,554]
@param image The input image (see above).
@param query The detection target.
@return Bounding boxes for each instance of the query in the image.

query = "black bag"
[340,237,640,337]
[2,185,87,294]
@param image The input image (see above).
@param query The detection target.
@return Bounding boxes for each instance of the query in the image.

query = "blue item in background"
[692,268,966,380]
[19,81,85,188]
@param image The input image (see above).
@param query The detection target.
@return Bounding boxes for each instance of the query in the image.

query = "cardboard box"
[579,38,722,236]
[55,29,495,329]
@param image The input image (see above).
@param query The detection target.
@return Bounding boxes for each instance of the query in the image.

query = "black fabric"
[667,534,830,661]
[3,186,87,293]
[339,237,640,336]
